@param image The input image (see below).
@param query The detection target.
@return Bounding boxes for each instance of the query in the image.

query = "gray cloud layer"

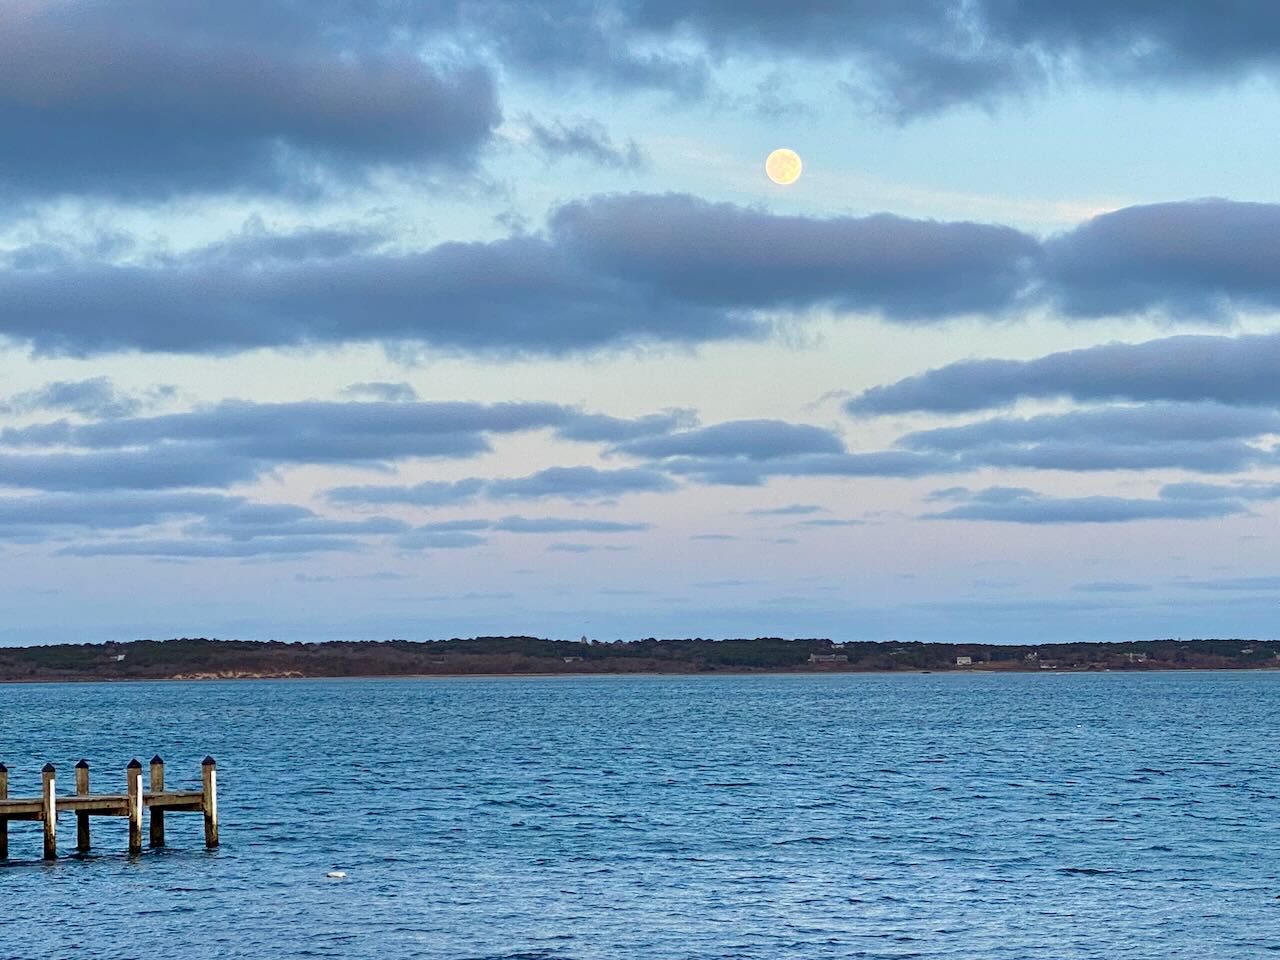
[330,466,676,506]
[8,197,1280,359]
[5,2,1279,210]
[923,485,1253,524]
[0,0,498,198]
[850,330,1280,415]
[0,195,1037,357]
[0,399,682,491]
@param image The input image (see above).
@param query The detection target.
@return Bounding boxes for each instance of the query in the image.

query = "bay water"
[2,672,1278,958]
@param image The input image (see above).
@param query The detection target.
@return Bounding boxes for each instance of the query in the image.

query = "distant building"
[113,654,126,662]
[1024,651,1039,661]
[1126,652,1148,663]
[808,653,848,664]
[955,656,973,666]
[562,656,584,663]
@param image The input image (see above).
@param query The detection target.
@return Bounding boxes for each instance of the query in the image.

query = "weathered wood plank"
[144,790,205,811]
[59,795,130,815]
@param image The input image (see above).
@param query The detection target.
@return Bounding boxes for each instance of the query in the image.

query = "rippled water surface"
[3,673,1280,958]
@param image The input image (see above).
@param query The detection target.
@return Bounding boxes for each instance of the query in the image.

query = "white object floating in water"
[326,871,347,879]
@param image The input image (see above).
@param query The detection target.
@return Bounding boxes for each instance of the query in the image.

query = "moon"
[765,148,802,185]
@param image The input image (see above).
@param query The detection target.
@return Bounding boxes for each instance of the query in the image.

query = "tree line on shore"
[0,635,1276,681]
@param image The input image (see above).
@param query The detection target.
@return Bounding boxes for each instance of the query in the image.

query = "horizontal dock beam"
[0,757,217,860]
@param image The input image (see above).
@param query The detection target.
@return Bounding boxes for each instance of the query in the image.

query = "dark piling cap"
[127,758,142,770]
[42,762,56,774]
[202,755,216,767]
[0,762,7,773]
[75,759,89,770]
[150,755,164,765]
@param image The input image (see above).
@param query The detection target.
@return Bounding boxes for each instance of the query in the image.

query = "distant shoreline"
[3,665,1279,686]
[1,636,1277,684]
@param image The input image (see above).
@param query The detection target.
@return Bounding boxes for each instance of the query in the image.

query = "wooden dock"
[0,756,217,860]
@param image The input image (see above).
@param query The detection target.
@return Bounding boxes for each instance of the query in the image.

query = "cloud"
[524,117,646,170]
[1042,199,1280,319]
[17,196,1280,360]
[190,509,410,540]
[613,419,846,460]
[656,450,952,486]
[329,478,486,507]
[57,536,364,558]
[0,223,743,357]
[0,1,498,199]
[553,193,1039,322]
[895,404,1280,474]
[329,466,674,506]
[1180,576,1280,591]
[394,514,648,548]
[746,504,827,516]
[516,3,1280,117]
[1160,481,1280,502]
[553,410,697,443]
[1,396,697,496]
[396,529,489,550]
[0,195,1039,357]
[7,1,1280,210]
[3,400,690,492]
[0,491,240,539]
[923,486,1247,524]
[0,377,173,418]
[485,466,676,499]
[491,516,647,533]
[0,447,265,492]
[850,331,1280,414]
[341,382,419,403]
[900,404,1280,450]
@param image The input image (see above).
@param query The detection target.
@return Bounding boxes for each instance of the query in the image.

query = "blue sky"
[4,0,1280,645]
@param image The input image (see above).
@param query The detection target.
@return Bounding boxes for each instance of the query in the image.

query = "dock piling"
[75,760,91,853]
[126,760,143,856]
[149,756,165,848]
[0,762,8,861]
[201,757,218,849]
[41,764,56,861]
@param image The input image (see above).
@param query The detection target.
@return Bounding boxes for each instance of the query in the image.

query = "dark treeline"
[0,636,1277,682]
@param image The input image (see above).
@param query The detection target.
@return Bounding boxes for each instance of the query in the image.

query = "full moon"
[765,148,802,185]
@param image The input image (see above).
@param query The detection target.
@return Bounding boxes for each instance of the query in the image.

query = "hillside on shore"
[0,636,1277,682]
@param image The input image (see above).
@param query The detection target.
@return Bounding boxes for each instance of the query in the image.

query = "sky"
[3,1,1280,646]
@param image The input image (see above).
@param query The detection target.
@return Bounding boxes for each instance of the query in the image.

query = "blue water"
[2,673,1279,958]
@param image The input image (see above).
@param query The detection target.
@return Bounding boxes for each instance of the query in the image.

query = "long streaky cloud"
[850,331,1280,415]
[6,197,1280,359]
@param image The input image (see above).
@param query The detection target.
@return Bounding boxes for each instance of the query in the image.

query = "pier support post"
[126,759,143,856]
[41,763,56,861]
[0,762,8,860]
[149,756,165,848]
[75,760,91,853]
[201,756,218,848]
